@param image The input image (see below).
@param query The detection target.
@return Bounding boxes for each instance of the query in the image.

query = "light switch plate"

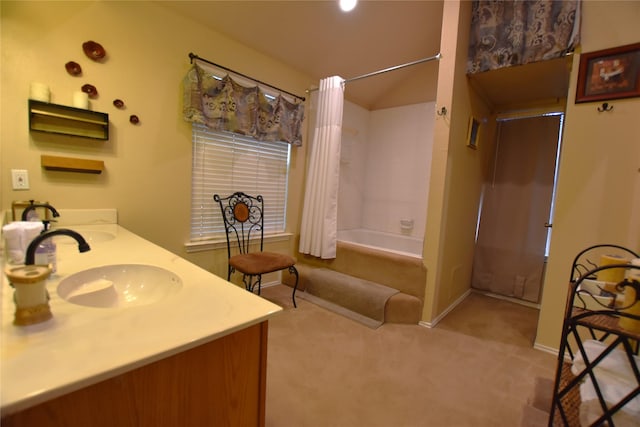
[11,169,29,190]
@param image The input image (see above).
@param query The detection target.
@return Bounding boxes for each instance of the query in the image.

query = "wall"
[337,100,370,231]
[363,102,434,238]
[423,0,492,323]
[0,1,314,280]
[535,1,640,351]
[337,100,434,239]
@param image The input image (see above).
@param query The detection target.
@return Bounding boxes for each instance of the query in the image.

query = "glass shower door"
[471,114,562,303]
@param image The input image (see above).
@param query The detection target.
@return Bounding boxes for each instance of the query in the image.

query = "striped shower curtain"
[299,76,345,259]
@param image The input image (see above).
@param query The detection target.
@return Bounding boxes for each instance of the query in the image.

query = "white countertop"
[1,221,282,415]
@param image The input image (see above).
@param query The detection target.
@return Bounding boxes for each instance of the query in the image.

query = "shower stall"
[336,100,435,258]
[299,53,440,261]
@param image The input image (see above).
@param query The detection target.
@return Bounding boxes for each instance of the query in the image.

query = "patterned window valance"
[467,0,581,74]
[183,62,304,146]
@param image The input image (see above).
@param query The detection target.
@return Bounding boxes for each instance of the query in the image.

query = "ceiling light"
[339,0,357,13]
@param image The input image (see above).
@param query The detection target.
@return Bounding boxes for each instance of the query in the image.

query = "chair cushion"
[230,252,296,275]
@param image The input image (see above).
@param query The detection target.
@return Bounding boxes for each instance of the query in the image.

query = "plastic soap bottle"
[34,220,57,274]
[25,207,40,222]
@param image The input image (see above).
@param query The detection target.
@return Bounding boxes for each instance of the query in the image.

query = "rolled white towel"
[2,221,44,264]
[2,223,24,264]
[23,221,44,239]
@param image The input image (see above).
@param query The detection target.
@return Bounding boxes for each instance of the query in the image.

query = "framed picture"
[575,42,640,103]
[466,116,480,149]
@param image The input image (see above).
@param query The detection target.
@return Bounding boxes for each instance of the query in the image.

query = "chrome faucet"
[21,201,60,221]
[25,229,90,265]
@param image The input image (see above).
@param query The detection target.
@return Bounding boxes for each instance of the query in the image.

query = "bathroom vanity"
[1,211,282,426]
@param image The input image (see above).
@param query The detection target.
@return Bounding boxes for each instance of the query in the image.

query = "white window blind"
[190,122,290,242]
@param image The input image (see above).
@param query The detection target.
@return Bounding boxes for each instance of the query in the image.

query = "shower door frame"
[472,111,565,304]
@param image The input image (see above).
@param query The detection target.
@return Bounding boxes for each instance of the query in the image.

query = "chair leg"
[288,265,299,308]
[227,265,233,281]
[256,275,262,295]
[242,274,252,292]
[242,274,263,296]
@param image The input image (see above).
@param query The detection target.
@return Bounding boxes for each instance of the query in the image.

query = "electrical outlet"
[11,169,29,190]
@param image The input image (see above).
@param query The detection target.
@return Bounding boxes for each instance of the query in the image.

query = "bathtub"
[337,228,423,259]
[294,227,426,308]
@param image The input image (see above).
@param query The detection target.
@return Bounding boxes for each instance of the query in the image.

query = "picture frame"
[466,116,480,149]
[575,42,640,103]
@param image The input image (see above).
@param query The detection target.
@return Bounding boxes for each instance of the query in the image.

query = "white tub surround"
[1,217,281,418]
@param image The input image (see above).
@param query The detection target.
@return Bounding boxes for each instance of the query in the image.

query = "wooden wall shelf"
[29,100,109,140]
[41,155,104,174]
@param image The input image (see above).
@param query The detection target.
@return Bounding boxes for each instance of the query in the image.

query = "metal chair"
[214,192,299,307]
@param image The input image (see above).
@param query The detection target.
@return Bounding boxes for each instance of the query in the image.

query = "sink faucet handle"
[21,203,60,221]
[25,228,90,265]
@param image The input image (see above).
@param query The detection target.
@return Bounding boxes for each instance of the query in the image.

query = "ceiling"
[159,1,570,111]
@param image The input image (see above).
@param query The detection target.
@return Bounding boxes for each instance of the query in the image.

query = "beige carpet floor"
[261,285,557,427]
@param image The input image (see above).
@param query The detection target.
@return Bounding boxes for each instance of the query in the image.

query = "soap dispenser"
[4,264,53,325]
[35,220,57,274]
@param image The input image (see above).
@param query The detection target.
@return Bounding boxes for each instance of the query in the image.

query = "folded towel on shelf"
[580,399,639,427]
[2,221,44,264]
[571,339,640,423]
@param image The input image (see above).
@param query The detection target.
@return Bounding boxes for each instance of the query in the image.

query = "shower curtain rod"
[188,52,306,102]
[308,52,441,92]
[345,52,441,84]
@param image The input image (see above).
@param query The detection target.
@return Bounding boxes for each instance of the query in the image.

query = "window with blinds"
[190,122,290,242]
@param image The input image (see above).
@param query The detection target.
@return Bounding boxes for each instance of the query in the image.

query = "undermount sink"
[57,264,182,308]
[54,230,115,245]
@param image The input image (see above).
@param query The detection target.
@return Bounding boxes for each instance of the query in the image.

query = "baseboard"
[473,289,541,309]
[418,289,471,328]
[534,342,572,364]
[261,280,282,289]
[533,342,559,356]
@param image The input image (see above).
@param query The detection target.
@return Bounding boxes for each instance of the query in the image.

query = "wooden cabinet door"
[2,322,268,427]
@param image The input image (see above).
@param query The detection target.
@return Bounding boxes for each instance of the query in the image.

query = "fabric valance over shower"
[183,61,305,146]
[467,0,581,74]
